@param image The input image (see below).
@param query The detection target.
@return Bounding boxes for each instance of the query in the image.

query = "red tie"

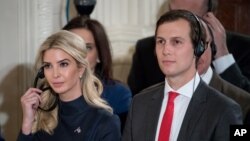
[158,91,179,141]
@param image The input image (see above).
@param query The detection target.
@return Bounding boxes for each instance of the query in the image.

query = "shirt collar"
[200,66,213,84]
[164,72,200,98]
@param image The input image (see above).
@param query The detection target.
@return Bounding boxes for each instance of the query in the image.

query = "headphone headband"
[192,13,205,58]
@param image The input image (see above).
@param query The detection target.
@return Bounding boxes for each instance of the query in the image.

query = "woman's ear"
[79,66,85,79]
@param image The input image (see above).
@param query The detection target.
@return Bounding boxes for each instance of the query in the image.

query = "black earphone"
[33,67,58,112]
[192,14,206,58]
[208,0,212,12]
[33,67,45,88]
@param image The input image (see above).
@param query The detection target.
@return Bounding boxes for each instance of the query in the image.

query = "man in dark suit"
[122,10,242,141]
[199,20,250,123]
[128,0,250,96]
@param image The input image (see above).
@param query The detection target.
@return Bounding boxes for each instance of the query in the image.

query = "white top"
[155,73,200,141]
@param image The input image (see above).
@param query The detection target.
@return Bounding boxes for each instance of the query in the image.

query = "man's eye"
[175,40,181,44]
[156,39,165,45]
[172,40,182,46]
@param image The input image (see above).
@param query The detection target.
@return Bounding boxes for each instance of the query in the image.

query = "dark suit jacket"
[122,81,242,141]
[210,72,250,123]
[128,32,250,95]
[0,135,4,141]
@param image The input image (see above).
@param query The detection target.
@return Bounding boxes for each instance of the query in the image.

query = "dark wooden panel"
[216,0,250,35]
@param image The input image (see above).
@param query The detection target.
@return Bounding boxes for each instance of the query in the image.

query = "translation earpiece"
[33,67,45,88]
[194,41,205,58]
[37,67,45,79]
[33,66,57,112]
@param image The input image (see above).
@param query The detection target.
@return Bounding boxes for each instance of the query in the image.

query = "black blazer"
[122,81,242,141]
[128,32,250,95]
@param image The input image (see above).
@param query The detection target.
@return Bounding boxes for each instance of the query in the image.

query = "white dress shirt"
[212,54,235,74]
[155,73,200,141]
[200,66,213,84]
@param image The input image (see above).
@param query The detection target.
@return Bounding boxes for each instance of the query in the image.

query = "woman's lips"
[52,82,64,88]
[162,60,175,65]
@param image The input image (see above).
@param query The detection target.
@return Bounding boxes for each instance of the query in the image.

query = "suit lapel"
[145,83,165,141]
[177,81,208,141]
[209,72,223,90]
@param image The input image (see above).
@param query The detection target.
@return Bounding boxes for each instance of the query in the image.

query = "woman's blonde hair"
[32,30,112,134]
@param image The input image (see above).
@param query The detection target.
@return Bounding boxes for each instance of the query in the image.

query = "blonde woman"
[18,30,121,141]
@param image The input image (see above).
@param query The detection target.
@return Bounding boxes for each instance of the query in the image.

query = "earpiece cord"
[33,67,58,112]
[33,76,39,88]
[192,73,196,95]
[38,91,59,112]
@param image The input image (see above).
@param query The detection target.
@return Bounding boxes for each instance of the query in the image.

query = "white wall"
[0,0,55,140]
[0,0,169,140]
[54,0,168,59]
[91,0,165,59]
[0,0,21,140]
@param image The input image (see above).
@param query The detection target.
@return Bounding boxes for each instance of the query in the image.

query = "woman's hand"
[20,88,42,135]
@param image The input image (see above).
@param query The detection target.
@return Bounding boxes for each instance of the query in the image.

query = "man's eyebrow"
[155,36,165,40]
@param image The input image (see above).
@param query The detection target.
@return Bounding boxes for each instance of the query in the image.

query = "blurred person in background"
[128,0,250,96]
[63,16,132,131]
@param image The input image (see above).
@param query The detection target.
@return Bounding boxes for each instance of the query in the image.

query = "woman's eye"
[43,64,51,69]
[86,45,93,51]
[60,62,68,67]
